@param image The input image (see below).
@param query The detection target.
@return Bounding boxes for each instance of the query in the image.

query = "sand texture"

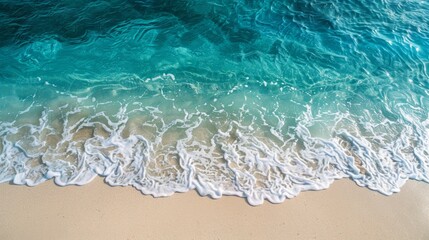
[1,178,428,240]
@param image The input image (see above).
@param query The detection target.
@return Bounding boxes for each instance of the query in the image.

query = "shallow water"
[1,0,429,205]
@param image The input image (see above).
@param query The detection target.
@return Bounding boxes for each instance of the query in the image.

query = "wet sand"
[0,178,428,240]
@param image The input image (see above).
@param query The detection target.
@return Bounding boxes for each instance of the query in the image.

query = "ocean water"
[1,0,429,205]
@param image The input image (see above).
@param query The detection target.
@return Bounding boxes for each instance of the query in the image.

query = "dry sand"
[0,178,428,240]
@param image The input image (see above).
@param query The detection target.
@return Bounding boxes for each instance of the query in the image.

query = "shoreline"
[1,178,428,240]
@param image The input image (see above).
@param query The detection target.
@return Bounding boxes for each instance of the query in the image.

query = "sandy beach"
[0,178,428,240]
[2,1,429,240]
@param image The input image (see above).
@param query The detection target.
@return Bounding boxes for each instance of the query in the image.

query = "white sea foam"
[1,85,428,205]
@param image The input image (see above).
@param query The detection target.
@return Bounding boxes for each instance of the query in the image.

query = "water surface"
[1,0,429,205]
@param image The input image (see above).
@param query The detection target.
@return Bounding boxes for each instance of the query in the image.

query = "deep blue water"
[1,0,429,204]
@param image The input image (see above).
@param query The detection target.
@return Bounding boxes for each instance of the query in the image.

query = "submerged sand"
[0,178,428,240]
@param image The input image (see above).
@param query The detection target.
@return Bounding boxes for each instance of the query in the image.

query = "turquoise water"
[1,0,429,205]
